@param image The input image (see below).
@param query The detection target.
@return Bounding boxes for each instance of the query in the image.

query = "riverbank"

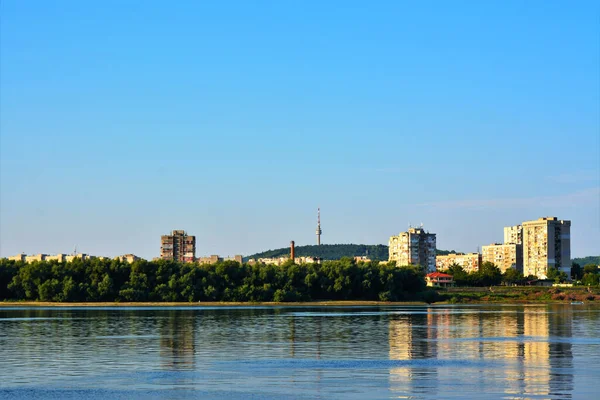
[2,287,598,307]
[439,286,600,304]
[0,300,427,307]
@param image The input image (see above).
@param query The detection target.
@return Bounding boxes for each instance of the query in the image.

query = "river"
[0,304,599,399]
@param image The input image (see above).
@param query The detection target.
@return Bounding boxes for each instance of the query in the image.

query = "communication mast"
[316,208,322,245]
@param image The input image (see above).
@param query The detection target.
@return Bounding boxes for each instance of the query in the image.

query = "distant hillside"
[245,244,457,262]
[573,256,600,266]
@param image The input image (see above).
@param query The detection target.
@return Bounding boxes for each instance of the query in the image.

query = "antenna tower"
[316,208,322,245]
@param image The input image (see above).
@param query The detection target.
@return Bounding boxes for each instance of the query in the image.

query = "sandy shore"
[0,300,427,307]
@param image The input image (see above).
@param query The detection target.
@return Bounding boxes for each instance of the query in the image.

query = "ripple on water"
[1,305,599,400]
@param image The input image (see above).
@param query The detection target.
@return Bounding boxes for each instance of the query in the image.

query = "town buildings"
[481,243,523,273]
[522,217,571,279]
[435,253,482,273]
[389,227,437,272]
[160,230,196,263]
[6,253,106,263]
[248,256,321,266]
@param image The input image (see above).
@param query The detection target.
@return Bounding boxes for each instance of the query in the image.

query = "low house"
[426,272,454,288]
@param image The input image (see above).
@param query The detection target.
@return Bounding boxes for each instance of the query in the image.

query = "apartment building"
[522,217,571,279]
[160,230,196,262]
[435,253,482,273]
[197,255,243,265]
[25,254,49,263]
[504,225,523,245]
[481,243,523,273]
[8,254,26,262]
[47,254,67,262]
[389,227,437,272]
[115,254,141,263]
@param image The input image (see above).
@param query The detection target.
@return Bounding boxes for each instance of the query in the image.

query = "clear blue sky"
[1,0,599,259]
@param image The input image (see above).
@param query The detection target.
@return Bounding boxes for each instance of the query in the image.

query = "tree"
[582,273,599,286]
[445,263,469,286]
[478,262,502,286]
[571,263,583,280]
[97,273,114,300]
[547,267,568,283]
[583,264,599,274]
[502,268,524,285]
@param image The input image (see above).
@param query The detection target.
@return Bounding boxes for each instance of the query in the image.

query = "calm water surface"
[1,304,599,399]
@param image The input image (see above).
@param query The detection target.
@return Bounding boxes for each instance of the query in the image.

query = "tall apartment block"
[522,217,571,279]
[481,243,523,273]
[389,227,437,272]
[436,253,482,273]
[160,230,196,263]
[504,225,523,245]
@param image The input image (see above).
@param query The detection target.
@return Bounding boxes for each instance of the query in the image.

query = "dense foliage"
[443,262,505,287]
[442,262,596,287]
[246,244,456,262]
[0,258,428,302]
[572,263,600,286]
[572,256,600,267]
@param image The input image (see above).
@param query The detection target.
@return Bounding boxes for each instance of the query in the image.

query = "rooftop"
[426,272,453,278]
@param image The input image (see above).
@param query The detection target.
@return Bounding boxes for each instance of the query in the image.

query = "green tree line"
[0,258,428,302]
[443,262,506,286]
[572,256,600,267]
[443,261,600,287]
[571,263,600,286]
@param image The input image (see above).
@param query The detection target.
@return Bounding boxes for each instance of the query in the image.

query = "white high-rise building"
[522,217,571,279]
[389,227,437,272]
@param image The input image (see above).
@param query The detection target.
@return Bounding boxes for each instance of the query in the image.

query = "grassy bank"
[437,286,600,304]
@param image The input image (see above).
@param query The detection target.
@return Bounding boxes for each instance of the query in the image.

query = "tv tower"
[316,208,322,245]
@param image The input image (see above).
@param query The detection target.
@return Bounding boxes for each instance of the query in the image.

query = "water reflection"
[0,305,598,399]
[386,305,579,399]
[388,312,438,396]
[159,311,196,370]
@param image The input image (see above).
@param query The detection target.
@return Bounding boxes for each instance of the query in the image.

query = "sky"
[1,0,599,259]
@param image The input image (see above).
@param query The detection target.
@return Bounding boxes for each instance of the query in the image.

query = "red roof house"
[426,272,455,288]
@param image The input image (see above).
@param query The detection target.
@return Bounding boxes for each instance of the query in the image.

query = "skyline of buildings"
[431,216,571,279]
[4,216,576,280]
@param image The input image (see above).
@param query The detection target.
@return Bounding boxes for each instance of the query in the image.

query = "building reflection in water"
[159,310,196,370]
[388,310,439,397]
[388,306,574,399]
[548,306,574,398]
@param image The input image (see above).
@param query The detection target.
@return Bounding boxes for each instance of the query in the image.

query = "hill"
[573,256,600,266]
[245,244,457,262]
